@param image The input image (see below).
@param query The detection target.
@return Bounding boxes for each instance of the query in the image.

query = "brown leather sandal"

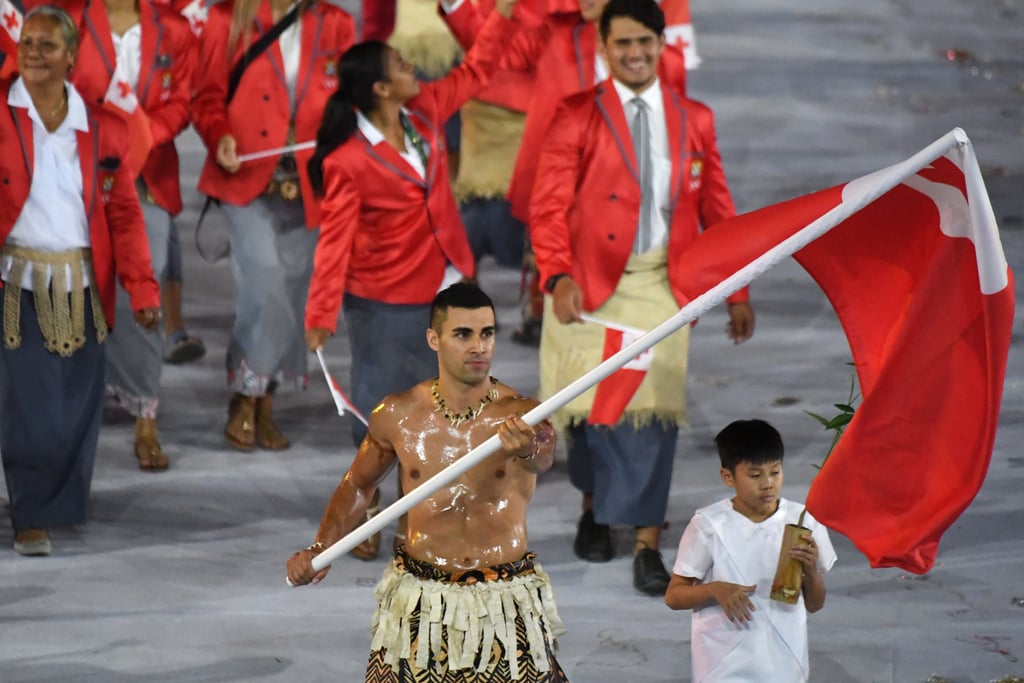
[225,394,257,451]
[255,394,290,450]
[134,418,169,471]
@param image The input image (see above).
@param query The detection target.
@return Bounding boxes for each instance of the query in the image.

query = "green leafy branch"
[804,365,860,471]
[798,365,860,527]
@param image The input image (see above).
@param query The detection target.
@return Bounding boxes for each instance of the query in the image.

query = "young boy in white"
[665,419,837,682]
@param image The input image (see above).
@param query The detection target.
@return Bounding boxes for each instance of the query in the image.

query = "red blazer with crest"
[191,0,354,228]
[529,79,747,313]
[26,0,196,215]
[0,79,160,327]
[304,11,513,332]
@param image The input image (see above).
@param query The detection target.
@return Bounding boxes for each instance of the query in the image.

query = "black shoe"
[633,547,671,596]
[573,510,613,562]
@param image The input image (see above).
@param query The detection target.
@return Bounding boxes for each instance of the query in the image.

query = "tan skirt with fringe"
[453,100,526,203]
[390,0,462,78]
[2,246,108,356]
[366,557,567,682]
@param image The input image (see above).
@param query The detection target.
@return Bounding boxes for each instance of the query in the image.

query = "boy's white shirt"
[673,497,837,683]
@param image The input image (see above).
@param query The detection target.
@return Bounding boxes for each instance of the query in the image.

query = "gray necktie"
[630,97,653,254]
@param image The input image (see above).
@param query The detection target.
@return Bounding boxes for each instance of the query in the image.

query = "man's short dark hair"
[430,283,495,331]
[715,419,785,472]
[599,0,665,40]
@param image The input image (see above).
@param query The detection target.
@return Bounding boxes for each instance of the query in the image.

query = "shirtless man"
[287,283,568,682]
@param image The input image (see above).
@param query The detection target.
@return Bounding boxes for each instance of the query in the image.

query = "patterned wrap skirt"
[366,547,569,682]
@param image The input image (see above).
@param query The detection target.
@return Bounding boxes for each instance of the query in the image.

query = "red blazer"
[192,0,355,228]
[0,79,160,328]
[489,14,687,221]
[360,0,395,40]
[529,79,747,312]
[29,0,196,215]
[305,12,513,332]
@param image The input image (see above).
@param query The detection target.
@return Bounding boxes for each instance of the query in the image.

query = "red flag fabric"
[176,0,207,37]
[588,322,654,426]
[672,129,1014,573]
[100,63,153,178]
[0,0,23,79]
[659,0,700,69]
[315,349,369,427]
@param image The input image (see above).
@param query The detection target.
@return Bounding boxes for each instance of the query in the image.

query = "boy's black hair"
[715,419,784,472]
[598,0,666,41]
[429,283,495,331]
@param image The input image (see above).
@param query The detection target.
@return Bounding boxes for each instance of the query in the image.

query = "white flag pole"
[579,313,648,336]
[308,129,964,573]
[237,141,316,163]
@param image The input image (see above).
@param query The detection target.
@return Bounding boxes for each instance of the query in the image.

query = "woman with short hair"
[0,4,160,555]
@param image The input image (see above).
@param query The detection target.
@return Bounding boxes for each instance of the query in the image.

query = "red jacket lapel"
[295,3,322,105]
[76,121,97,221]
[595,80,639,183]
[137,2,162,105]
[663,84,686,209]
[573,21,596,89]
[255,1,287,92]
[11,105,34,175]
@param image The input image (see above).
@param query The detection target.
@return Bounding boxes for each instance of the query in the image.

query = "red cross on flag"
[101,57,153,177]
[660,0,700,69]
[586,316,655,426]
[0,0,23,79]
[178,0,208,37]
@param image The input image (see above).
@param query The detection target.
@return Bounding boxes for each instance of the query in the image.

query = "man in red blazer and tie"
[530,0,754,596]
[442,0,687,345]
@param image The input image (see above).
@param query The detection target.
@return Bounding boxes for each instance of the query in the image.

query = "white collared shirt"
[278,4,303,106]
[595,52,608,84]
[111,24,142,93]
[3,78,92,290]
[356,109,426,180]
[611,76,670,252]
[274,0,301,107]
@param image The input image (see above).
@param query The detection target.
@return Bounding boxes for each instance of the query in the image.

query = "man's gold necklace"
[432,377,499,428]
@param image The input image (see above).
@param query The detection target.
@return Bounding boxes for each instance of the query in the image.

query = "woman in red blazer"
[302,1,512,562]
[0,6,159,555]
[47,0,196,471]
[191,0,354,452]
[304,5,514,445]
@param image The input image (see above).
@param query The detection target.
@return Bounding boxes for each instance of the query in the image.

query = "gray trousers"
[343,294,436,447]
[567,421,678,528]
[221,197,318,397]
[165,216,182,283]
[0,287,105,532]
[104,201,170,418]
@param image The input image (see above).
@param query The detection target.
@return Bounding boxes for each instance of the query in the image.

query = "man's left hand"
[726,302,754,344]
[496,416,537,458]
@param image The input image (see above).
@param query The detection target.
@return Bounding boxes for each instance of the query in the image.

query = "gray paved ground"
[2,0,1023,681]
